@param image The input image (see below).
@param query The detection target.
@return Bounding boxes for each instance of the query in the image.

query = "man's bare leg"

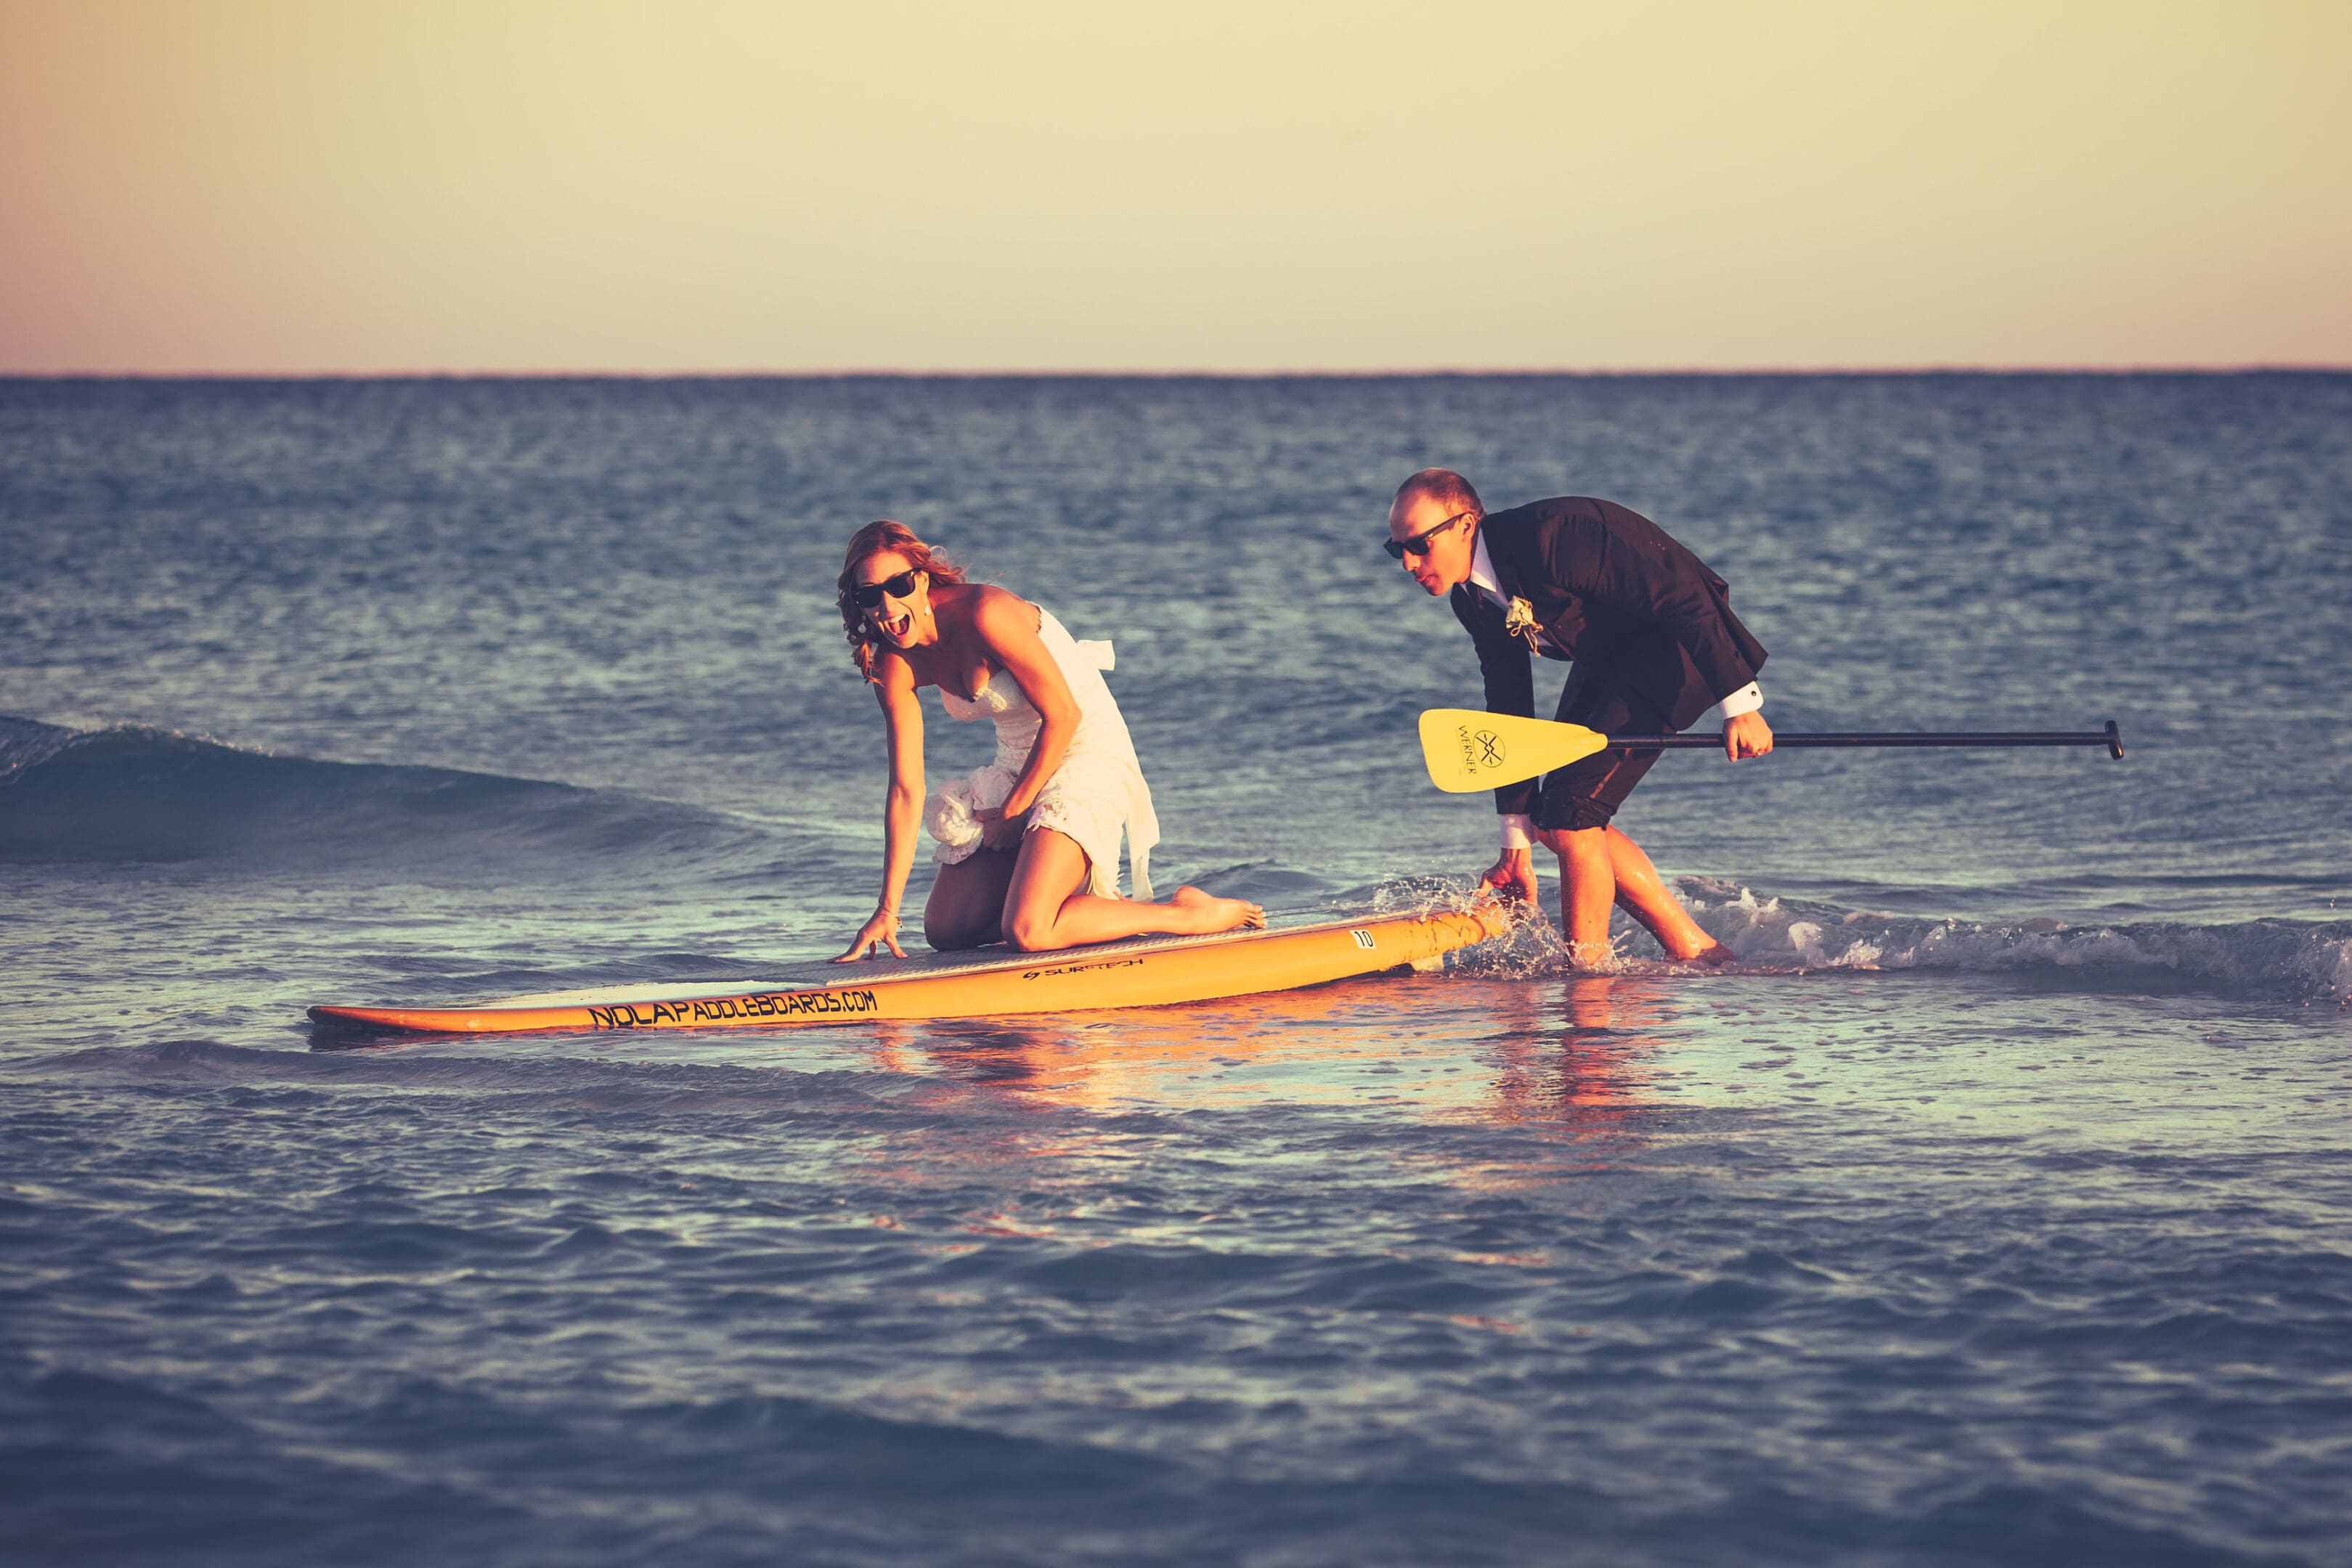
[1555,828,1619,968]
[1603,827,1728,963]
[1551,825,1729,966]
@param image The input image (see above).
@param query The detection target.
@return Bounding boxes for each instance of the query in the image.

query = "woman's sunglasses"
[1383,510,1473,560]
[853,569,921,610]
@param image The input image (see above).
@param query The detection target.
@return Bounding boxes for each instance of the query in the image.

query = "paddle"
[1419,709,2123,793]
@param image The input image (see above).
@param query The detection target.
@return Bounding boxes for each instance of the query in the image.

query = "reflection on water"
[852,971,1692,1143]
[901,981,1370,1105]
[1486,975,1680,1123]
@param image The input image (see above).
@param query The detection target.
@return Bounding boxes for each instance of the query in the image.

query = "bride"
[831,520,1264,961]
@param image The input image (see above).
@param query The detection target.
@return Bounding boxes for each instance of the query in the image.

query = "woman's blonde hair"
[836,520,969,682]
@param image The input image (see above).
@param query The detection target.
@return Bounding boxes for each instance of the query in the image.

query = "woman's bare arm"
[835,655,926,961]
[973,590,1079,822]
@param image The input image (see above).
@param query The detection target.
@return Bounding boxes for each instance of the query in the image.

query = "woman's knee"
[924,918,989,952]
[1001,904,1062,952]
[924,892,996,951]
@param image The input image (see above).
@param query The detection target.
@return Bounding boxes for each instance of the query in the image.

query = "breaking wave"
[0,713,768,874]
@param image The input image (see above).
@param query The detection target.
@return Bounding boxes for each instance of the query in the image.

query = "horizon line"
[4,362,2350,381]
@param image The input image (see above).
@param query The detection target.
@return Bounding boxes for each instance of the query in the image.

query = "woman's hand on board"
[834,907,908,962]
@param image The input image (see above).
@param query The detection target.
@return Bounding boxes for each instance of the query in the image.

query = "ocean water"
[3,374,2349,1566]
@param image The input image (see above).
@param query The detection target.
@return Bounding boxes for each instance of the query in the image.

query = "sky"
[1,1,2346,374]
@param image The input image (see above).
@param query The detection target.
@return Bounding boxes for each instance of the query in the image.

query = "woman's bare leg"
[1000,830,1264,953]
[923,849,1018,950]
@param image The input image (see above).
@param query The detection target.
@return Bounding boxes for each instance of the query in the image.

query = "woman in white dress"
[831,520,1264,961]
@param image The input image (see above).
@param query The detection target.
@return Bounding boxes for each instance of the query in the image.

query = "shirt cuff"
[1719,682,1764,719]
[1499,812,1534,851]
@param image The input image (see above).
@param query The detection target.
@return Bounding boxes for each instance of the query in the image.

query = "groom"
[1387,468,1773,966]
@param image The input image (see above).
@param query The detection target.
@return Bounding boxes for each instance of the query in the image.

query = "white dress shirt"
[1466,531,1761,850]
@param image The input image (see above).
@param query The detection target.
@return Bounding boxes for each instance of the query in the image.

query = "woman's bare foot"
[1666,939,1734,968]
[1170,885,1265,934]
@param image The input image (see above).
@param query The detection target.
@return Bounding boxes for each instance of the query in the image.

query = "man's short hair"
[1394,468,1484,519]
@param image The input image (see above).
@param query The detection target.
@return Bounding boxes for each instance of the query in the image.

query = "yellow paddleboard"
[307,904,1512,1037]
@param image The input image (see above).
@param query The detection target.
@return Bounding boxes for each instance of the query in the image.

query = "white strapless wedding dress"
[925,609,1160,901]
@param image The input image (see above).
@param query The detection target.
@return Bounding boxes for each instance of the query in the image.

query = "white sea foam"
[1677,876,2352,1004]
[1412,872,2350,1003]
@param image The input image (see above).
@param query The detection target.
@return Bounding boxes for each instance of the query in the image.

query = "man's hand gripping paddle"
[1418,709,2125,793]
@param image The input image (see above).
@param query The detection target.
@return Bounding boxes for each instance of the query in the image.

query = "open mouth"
[874,608,913,640]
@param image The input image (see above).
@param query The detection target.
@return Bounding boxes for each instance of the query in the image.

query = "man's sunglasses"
[1384,510,1473,560]
[853,569,921,609]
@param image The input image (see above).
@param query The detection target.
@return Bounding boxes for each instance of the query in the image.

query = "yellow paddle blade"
[1419,709,1610,793]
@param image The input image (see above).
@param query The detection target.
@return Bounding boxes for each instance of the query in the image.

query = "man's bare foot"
[1171,885,1266,934]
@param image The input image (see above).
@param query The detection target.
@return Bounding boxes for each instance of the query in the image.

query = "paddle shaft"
[1608,721,2124,759]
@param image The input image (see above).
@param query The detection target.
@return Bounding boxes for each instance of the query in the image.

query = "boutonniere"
[1502,596,1542,650]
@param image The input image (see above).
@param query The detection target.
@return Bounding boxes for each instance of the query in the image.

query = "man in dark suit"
[1387,467,1773,966]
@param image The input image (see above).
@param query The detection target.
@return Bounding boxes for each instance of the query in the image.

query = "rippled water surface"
[4,375,2350,1565]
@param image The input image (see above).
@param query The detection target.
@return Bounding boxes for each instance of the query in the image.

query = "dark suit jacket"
[1448,496,1767,816]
